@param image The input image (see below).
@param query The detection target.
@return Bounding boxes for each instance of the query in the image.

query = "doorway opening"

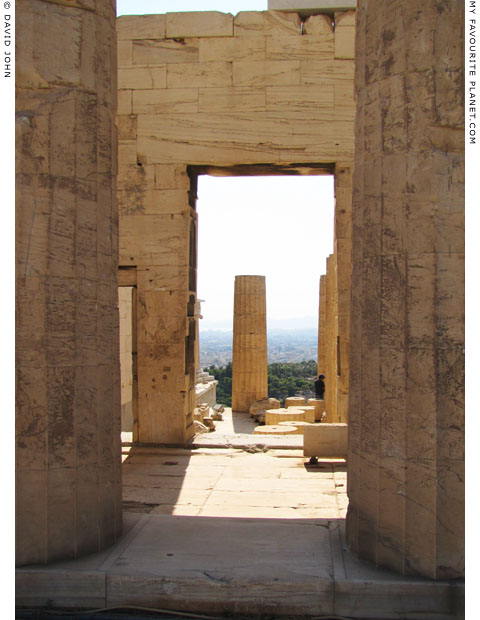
[118,267,138,453]
[192,167,335,421]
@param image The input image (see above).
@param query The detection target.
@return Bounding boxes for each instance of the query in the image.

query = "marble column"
[347,0,464,579]
[16,0,121,565]
[317,274,326,375]
[232,276,268,412]
[324,254,336,422]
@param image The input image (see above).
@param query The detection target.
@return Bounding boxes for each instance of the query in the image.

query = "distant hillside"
[206,360,318,408]
[199,328,318,367]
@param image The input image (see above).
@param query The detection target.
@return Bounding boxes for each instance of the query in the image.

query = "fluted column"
[317,275,326,375]
[324,255,336,422]
[15,0,121,565]
[232,276,268,412]
[347,0,464,579]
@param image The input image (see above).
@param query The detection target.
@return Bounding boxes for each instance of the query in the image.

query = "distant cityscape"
[199,328,318,367]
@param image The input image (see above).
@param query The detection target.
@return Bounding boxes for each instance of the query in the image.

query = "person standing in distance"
[314,374,325,399]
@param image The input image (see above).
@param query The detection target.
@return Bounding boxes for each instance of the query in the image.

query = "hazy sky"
[117,1,267,15]
[197,175,334,330]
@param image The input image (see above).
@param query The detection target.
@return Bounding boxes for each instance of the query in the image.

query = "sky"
[117,1,267,16]
[197,175,334,330]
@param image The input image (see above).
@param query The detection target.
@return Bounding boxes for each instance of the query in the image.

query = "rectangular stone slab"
[303,423,348,457]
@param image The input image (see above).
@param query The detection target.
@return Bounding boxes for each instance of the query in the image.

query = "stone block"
[285,396,306,408]
[117,40,133,67]
[234,11,301,36]
[166,12,233,38]
[119,213,189,266]
[133,39,199,66]
[266,34,334,60]
[119,188,189,217]
[334,11,355,59]
[137,289,188,321]
[199,87,265,113]
[118,115,137,141]
[137,392,188,444]
[303,423,348,458]
[167,62,232,88]
[118,90,132,114]
[118,67,167,90]
[118,141,137,166]
[300,59,354,85]
[249,398,281,415]
[199,36,265,62]
[303,14,333,35]
[133,88,198,115]
[154,164,190,190]
[16,570,105,608]
[266,84,333,112]
[233,60,300,87]
[138,363,188,394]
[117,15,166,40]
[136,111,345,165]
[334,81,354,112]
[118,163,155,191]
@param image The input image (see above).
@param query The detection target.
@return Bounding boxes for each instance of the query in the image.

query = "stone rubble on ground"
[193,420,209,434]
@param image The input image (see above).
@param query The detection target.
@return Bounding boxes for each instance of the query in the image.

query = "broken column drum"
[232,276,268,412]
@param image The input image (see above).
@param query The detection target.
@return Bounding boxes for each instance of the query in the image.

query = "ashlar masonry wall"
[117,9,355,444]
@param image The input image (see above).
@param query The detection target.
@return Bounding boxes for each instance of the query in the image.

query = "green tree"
[206,360,317,408]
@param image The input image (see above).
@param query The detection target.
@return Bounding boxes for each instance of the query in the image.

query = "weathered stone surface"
[117,15,166,40]
[303,14,333,35]
[233,60,300,87]
[266,34,334,60]
[133,88,198,114]
[303,423,348,458]
[193,420,209,434]
[265,408,315,425]
[167,62,232,88]
[253,424,297,435]
[285,396,306,408]
[347,0,464,580]
[199,87,265,113]
[133,39,199,66]
[199,36,265,63]
[234,11,301,36]
[119,66,167,90]
[16,0,121,566]
[249,398,281,415]
[166,12,233,38]
[232,277,268,413]
[334,11,355,59]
